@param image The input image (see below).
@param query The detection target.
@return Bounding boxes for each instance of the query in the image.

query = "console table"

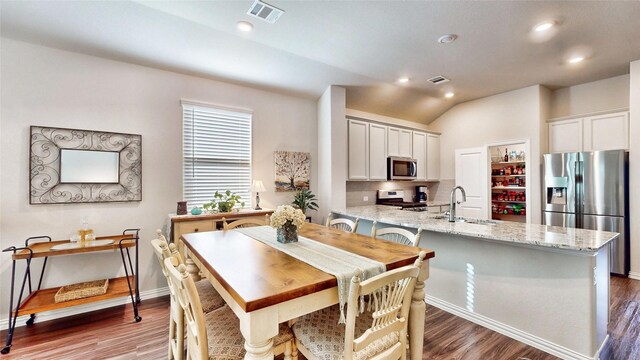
[170,209,273,279]
[1,229,140,355]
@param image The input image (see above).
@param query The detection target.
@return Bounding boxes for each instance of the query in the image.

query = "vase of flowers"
[270,205,306,243]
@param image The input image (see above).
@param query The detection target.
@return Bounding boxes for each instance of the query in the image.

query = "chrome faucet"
[449,186,467,222]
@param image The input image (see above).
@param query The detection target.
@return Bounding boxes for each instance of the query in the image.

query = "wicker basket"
[54,279,109,303]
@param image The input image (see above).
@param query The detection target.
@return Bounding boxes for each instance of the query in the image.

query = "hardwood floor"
[600,275,640,360]
[1,277,637,359]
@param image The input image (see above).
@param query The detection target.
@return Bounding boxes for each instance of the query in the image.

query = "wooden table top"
[12,235,137,260]
[182,223,435,312]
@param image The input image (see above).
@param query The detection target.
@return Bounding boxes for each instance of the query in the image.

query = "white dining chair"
[151,232,225,360]
[371,221,422,247]
[163,257,297,360]
[222,214,270,230]
[326,213,359,233]
[292,251,426,360]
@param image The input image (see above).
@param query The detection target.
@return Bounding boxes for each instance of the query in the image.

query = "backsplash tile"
[346,180,454,206]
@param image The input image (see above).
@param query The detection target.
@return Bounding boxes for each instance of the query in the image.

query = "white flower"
[270,205,306,229]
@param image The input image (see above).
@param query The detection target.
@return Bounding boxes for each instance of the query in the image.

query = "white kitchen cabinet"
[369,123,388,180]
[348,119,368,180]
[388,127,413,158]
[548,119,583,153]
[548,111,629,153]
[583,112,629,151]
[412,131,427,181]
[426,134,440,181]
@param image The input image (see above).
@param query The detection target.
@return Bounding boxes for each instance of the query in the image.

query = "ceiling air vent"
[427,76,450,85]
[247,0,285,24]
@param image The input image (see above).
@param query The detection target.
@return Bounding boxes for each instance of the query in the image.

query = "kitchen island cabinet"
[332,205,616,360]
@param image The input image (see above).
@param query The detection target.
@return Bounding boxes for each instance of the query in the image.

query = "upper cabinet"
[369,123,388,180]
[548,118,583,153]
[548,111,629,153]
[388,127,413,158]
[426,134,440,181]
[412,131,427,181]
[583,112,629,152]
[348,119,368,180]
[347,117,440,181]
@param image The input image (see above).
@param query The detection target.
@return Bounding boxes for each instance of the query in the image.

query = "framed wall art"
[274,151,310,192]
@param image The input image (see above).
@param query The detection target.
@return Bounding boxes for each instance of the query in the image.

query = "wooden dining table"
[181,223,435,360]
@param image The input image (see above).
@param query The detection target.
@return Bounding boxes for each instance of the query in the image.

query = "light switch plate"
[363,196,369,201]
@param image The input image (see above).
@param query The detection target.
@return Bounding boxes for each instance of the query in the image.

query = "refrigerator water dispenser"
[547,187,567,205]
[545,177,568,205]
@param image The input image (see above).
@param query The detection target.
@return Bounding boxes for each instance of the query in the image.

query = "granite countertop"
[333,205,618,253]
[421,201,450,207]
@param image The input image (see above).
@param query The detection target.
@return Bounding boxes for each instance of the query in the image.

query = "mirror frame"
[29,126,142,204]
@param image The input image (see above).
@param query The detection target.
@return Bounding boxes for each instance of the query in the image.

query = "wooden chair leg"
[291,340,298,360]
[284,341,292,360]
[175,307,184,360]
[168,311,175,360]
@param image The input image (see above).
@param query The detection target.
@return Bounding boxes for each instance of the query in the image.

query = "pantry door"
[454,147,489,219]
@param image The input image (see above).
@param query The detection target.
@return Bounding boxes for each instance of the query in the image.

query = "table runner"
[235,226,386,323]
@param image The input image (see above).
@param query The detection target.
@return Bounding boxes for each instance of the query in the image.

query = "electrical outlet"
[363,196,369,202]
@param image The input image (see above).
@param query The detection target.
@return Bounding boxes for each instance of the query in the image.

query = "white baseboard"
[0,287,169,331]
[426,295,603,360]
[628,271,640,280]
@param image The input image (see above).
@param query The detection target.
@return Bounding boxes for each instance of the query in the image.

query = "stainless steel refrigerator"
[543,150,629,276]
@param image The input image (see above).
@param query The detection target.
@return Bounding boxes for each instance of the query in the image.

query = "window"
[182,101,252,209]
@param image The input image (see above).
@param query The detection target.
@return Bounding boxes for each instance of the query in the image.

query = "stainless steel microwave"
[387,157,417,180]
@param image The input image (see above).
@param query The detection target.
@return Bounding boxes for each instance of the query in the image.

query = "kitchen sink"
[431,215,498,225]
[456,218,498,225]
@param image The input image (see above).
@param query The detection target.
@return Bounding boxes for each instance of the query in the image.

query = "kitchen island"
[332,205,618,360]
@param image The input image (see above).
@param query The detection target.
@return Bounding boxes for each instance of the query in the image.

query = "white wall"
[0,39,318,320]
[317,86,346,221]
[550,74,630,119]
[429,85,547,224]
[629,61,640,279]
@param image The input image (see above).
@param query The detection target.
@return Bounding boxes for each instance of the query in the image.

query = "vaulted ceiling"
[2,1,640,124]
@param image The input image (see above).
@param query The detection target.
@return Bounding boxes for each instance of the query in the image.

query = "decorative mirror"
[30,126,142,204]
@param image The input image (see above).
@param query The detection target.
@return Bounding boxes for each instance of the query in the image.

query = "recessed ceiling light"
[397,77,410,83]
[444,92,455,98]
[533,21,555,32]
[437,34,458,44]
[237,21,254,32]
[568,56,585,64]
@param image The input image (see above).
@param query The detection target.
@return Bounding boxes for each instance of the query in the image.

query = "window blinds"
[182,102,252,209]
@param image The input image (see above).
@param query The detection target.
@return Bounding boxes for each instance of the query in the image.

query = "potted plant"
[291,188,318,215]
[203,190,245,213]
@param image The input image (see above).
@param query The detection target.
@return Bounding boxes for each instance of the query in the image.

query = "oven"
[387,157,417,180]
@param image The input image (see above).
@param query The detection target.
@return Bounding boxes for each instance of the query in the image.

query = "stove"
[376,190,428,211]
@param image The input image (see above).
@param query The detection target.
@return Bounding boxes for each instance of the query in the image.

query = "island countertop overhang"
[332,205,618,253]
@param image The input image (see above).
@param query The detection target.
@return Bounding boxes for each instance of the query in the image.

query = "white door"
[369,123,388,180]
[455,147,488,219]
[412,131,427,181]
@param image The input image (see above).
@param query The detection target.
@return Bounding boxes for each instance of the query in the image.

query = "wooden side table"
[171,210,274,280]
[1,229,141,355]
